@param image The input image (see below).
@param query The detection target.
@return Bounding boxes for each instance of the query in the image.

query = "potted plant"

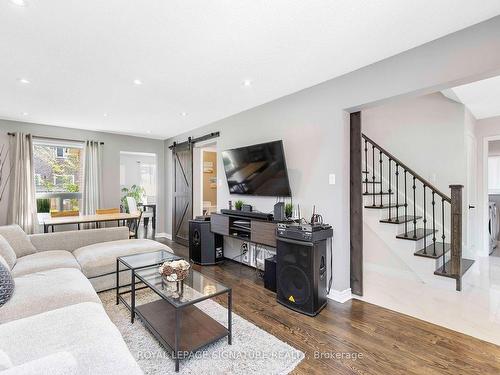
[234,200,244,210]
[120,185,145,212]
[285,203,293,219]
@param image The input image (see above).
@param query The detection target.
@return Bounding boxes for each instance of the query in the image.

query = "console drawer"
[251,221,277,247]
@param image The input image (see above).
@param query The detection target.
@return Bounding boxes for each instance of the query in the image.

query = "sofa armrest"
[29,227,130,252]
[2,352,77,375]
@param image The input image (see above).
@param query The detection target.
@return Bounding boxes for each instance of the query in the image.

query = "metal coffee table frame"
[132,266,232,372]
[116,250,182,312]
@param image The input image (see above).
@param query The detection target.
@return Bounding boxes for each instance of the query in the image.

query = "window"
[489,156,500,194]
[33,141,84,212]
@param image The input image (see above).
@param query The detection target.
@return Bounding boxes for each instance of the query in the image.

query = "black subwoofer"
[189,219,223,265]
[276,237,328,316]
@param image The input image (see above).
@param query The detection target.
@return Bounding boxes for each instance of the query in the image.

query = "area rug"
[99,290,304,374]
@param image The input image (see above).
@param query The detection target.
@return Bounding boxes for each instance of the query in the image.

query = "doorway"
[193,142,218,217]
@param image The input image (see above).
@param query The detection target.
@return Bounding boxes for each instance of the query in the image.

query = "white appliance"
[489,201,499,254]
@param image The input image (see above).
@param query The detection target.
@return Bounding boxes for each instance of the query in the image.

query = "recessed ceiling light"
[242,79,252,87]
[180,112,188,117]
[133,79,143,85]
[10,0,26,7]
[18,78,30,84]
[103,113,108,117]
[22,112,28,116]
[145,130,152,134]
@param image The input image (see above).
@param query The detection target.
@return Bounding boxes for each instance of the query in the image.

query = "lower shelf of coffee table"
[135,299,229,353]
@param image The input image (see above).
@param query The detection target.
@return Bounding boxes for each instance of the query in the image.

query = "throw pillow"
[0,262,15,307]
[0,225,36,258]
[0,350,12,371]
[0,235,16,269]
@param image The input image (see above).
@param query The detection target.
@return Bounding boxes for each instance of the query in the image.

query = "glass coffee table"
[133,266,232,372]
[116,250,182,311]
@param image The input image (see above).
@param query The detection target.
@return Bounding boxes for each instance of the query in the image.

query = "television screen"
[221,140,291,196]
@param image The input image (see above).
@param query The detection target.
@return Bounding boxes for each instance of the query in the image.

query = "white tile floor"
[355,252,500,345]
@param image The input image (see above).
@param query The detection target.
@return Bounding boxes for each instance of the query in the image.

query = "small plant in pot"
[285,203,293,219]
[234,200,244,210]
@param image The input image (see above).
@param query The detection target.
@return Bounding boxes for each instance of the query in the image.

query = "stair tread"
[414,243,451,259]
[362,171,370,174]
[363,181,382,184]
[380,215,422,224]
[396,228,437,241]
[363,192,394,196]
[434,258,475,278]
[364,204,404,209]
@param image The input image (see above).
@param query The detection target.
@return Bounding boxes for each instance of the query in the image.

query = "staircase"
[361,133,474,290]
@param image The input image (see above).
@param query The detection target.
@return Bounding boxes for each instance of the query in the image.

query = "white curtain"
[7,133,37,234]
[82,140,103,215]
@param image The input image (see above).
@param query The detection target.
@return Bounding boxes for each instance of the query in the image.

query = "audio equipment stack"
[276,221,333,316]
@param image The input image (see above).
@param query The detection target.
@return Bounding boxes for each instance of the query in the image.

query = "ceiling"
[451,75,500,120]
[1,1,500,139]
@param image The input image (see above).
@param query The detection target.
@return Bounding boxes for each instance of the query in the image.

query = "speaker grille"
[278,264,311,306]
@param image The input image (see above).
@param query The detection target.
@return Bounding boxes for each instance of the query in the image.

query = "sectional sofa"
[0,224,172,374]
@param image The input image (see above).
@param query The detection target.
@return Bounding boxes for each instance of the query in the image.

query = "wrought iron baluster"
[423,185,427,254]
[404,170,408,236]
[412,176,417,238]
[372,144,375,207]
[388,159,392,221]
[395,164,399,218]
[432,192,437,256]
[379,150,383,207]
[441,198,446,273]
[364,140,368,194]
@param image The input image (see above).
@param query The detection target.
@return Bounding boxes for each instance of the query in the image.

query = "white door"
[465,133,477,255]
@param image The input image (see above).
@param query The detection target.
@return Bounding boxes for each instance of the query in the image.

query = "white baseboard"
[155,233,172,240]
[328,288,352,303]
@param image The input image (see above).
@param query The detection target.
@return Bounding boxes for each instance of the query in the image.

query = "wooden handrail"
[362,134,451,203]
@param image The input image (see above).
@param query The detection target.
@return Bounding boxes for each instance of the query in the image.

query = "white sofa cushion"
[0,235,16,270]
[0,352,77,375]
[0,225,36,258]
[0,350,12,371]
[29,227,130,252]
[11,250,80,278]
[0,302,142,374]
[0,255,9,270]
[0,268,100,323]
[73,239,170,278]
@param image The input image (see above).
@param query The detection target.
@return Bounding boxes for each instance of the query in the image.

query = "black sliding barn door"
[172,142,193,246]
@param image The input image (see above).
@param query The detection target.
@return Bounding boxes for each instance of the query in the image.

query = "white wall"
[165,17,500,297]
[0,120,167,233]
[362,93,468,193]
[119,152,157,200]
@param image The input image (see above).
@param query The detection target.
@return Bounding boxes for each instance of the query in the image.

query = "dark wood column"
[350,111,363,296]
[449,184,463,291]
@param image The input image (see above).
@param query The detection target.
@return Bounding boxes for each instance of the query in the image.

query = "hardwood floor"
[156,237,500,375]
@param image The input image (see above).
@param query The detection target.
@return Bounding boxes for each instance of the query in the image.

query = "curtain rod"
[7,132,104,145]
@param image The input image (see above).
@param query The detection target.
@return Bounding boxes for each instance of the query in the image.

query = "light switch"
[329,174,336,185]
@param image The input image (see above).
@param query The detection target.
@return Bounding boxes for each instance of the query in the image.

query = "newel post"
[449,185,463,291]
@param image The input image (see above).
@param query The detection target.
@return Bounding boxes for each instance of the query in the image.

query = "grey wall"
[0,119,167,233]
[165,17,500,295]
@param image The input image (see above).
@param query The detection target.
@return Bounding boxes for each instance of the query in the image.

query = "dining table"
[42,212,141,233]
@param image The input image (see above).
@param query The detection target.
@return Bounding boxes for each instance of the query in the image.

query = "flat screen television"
[221,140,291,196]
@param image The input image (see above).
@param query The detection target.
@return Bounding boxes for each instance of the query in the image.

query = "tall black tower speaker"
[276,238,328,316]
[189,219,223,265]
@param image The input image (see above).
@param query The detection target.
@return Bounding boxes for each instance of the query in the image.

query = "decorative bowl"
[158,259,190,282]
